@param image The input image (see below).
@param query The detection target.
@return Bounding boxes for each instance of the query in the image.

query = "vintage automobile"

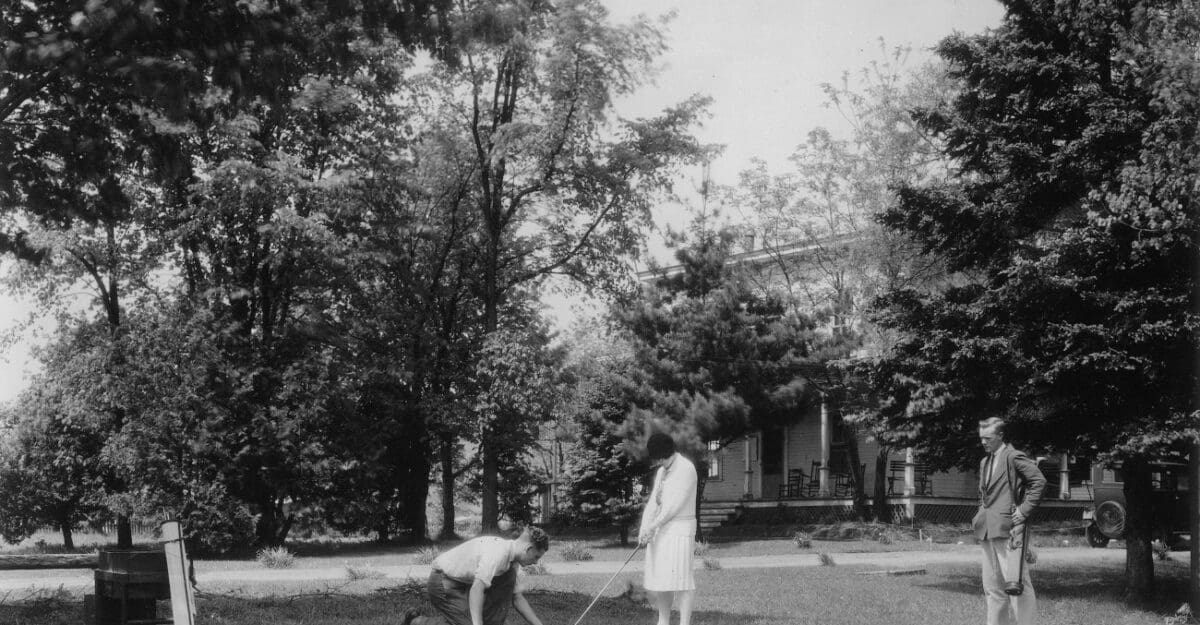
[1084,461,1191,548]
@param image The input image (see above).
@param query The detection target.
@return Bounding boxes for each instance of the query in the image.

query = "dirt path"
[0,547,1125,595]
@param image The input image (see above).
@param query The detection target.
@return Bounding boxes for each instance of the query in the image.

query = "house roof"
[637,233,865,281]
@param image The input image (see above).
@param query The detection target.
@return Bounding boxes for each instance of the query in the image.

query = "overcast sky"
[601,0,1005,187]
[0,1,1007,403]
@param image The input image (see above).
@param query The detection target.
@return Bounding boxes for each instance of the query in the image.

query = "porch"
[699,496,1097,533]
[700,398,1097,510]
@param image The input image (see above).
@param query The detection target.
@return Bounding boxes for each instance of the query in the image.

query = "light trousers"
[980,537,1036,625]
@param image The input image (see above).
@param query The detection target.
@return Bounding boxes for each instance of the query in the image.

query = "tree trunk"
[694,460,708,543]
[1122,456,1156,606]
[255,500,292,547]
[1190,442,1199,615]
[398,446,432,542]
[481,438,500,533]
[480,230,501,533]
[60,518,74,550]
[116,517,132,549]
[439,436,458,540]
[873,448,892,524]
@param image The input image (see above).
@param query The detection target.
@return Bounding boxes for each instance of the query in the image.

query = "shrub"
[817,552,836,566]
[345,564,385,580]
[1164,603,1193,625]
[523,562,549,575]
[183,485,257,556]
[793,531,812,549]
[701,556,722,570]
[1152,539,1171,561]
[693,540,711,557]
[559,541,593,562]
[415,546,441,565]
[255,546,296,569]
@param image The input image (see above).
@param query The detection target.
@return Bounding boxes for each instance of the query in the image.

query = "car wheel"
[1094,500,1126,540]
[1086,523,1110,548]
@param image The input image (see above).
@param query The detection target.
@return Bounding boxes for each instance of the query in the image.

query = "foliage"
[722,48,959,522]
[558,334,646,544]
[0,321,126,547]
[422,0,710,531]
[618,226,832,456]
[558,541,593,562]
[0,0,459,550]
[255,546,296,569]
[522,562,549,575]
[0,0,705,551]
[415,546,442,565]
[469,321,565,525]
[863,0,1199,604]
[345,564,387,581]
[793,532,813,549]
[720,44,951,342]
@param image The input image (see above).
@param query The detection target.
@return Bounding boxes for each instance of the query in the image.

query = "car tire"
[1086,523,1110,548]
[1094,500,1126,540]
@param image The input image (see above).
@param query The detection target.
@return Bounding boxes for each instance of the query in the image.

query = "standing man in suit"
[973,416,1046,625]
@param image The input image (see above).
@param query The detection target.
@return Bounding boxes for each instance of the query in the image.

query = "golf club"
[569,542,643,625]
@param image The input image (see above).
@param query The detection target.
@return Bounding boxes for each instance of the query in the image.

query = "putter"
[570,542,643,625]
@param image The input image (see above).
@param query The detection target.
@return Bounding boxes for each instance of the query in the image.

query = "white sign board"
[162,520,196,625]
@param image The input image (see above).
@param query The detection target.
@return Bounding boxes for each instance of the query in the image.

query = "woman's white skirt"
[643,519,696,591]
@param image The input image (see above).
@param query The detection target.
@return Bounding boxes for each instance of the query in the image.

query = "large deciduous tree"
[424,0,709,531]
[864,0,1198,604]
[1,0,456,548]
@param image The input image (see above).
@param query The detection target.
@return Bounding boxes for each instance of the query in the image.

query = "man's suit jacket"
[972,444,1046,540]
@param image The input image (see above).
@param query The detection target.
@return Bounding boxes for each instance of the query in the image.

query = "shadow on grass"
[0,587,776,625]
[916,561,1190,613]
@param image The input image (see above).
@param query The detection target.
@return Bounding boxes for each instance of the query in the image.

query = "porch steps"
[698,502,741,531]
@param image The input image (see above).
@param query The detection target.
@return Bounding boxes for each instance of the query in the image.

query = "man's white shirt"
[432,536,521,588]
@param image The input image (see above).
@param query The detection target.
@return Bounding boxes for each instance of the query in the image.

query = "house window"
[707,441,721,480]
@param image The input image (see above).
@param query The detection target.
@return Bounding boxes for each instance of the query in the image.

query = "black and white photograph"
[0,1,1196,624]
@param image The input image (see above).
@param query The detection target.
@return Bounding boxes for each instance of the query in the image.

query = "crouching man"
[404,526,550,625]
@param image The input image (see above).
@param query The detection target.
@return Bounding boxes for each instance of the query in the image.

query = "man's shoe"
[1004,581,1023,596]
[401,609,420,625]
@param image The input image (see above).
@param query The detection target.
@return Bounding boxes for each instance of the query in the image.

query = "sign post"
[161,520,196,625]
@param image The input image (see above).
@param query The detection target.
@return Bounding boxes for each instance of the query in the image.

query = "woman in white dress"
[638,432,698,625]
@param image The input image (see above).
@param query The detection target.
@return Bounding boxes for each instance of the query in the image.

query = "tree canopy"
[863,0,1199,602]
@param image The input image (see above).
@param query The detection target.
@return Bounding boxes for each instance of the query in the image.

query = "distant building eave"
[637,233,864,282]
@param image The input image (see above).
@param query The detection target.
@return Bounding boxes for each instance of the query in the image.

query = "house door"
[761,427,784,498]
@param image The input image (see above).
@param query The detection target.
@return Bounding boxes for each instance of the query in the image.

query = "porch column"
[904,447,916,518]
[904,447,916,496]
[1059,453,1071,500]
[782,426,790,482]
[743,435,753,498]
[819,395,831,496]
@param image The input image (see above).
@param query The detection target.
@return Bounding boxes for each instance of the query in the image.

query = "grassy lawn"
[2,554,1190,624]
